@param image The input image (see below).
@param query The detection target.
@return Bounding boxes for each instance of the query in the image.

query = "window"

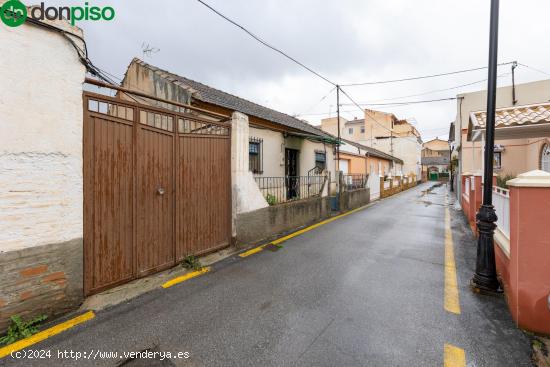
[542,144,550,172]
[494,152,502,169]
[314,151,326,171]
[360,126,365,134]
[348,128,353,135]
[249,137,263,174]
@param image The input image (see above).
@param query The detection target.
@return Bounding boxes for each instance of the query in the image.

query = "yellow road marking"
[162,267,210,288]
[444,202,461,314]
[239,245,266,258]
[271,204,371,246]
[444,344,466,367]
[238,203,374,258]
[0,311,95,359]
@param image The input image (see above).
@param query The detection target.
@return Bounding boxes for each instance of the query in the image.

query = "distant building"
[321,109,422,178]
[421,138,450,175]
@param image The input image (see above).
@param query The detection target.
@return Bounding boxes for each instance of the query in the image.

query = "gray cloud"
[48,0,550,140]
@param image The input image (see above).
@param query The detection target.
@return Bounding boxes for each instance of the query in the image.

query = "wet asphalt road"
[1,183,532,366]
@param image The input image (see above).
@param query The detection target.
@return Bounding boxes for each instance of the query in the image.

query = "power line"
[196,0,336,86]
[339,87,423,145]
[296,96,460,116]
[365,72,511,103]
[294,86,336,117]
[341,97,459,107]
[340,61,515,86]
[518,62,550,77]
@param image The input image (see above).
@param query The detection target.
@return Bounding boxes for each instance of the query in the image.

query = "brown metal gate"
[83,92,231,295]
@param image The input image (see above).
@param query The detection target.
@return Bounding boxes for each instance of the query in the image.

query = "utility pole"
[449,144,454,192]
[336,85,340,172]
[472,0,501,293]
[511,61,518,105]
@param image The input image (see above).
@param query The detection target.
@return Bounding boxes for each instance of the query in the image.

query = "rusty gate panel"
[176,135,232,259]
[83,91,231,296]
[137,125,175,276]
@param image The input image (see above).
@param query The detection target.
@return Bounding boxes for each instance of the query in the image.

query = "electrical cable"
[339,87,423,145]
[340,62,515,86]
[196,0,336,86]
[340,97,458,107]
[364,72,511,103]
[517,63,550,77]
[294,86,336,117]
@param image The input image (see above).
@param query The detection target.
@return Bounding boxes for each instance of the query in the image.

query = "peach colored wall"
[366,156,391,176]
[339,153,366,175]
[461,132,550,177]
[338,152,395,176]
[423,139,449,151]
[505,185,550,334]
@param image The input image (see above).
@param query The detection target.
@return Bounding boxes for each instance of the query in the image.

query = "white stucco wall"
[249,126,285,177]
[231,113,269,223]
[0,20,86,252]
[249,126,337,196]
[361,137,420,176]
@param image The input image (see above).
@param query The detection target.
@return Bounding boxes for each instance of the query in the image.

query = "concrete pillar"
[231,112,268,236]
[461,172,472,214]
[505,170,550,334]
[473,173,483,227]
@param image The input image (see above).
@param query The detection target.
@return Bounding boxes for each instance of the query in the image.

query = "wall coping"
[507,170,550,187]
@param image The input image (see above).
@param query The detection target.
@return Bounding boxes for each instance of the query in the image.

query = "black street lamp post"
[471,0,501,292]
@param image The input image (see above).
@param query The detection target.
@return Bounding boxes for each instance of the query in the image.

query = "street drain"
[118,346,176,367]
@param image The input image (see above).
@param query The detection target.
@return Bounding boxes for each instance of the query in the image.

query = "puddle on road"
[416,183,448,207]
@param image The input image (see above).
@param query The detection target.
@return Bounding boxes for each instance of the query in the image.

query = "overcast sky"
[51,0,550,141]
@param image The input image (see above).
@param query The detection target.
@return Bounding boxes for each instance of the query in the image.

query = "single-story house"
[338,138,404,177]
[121,59,340,203]
[467,101,550,177]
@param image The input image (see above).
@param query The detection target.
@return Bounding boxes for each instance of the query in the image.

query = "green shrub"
[496,174,515,189]
[265,194,277,206]
[181,255,202,271]
[0,314,47,346]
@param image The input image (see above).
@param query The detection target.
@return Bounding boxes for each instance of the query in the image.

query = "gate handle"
[157,187,165,195]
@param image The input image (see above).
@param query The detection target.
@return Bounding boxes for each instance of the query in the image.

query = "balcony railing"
[493,186,510,239]
[255,175,327,205]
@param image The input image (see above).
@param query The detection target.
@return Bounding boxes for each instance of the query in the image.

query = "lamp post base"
[471,204,502,294]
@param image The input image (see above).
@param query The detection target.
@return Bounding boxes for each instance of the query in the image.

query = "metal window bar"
[342,174,368,191]
[249,137,263,174]
[254,175,326,205]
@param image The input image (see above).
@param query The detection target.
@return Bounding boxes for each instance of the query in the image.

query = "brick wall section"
[0,239,83,332]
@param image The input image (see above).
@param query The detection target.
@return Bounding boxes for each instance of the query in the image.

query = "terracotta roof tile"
[471,102,550,129]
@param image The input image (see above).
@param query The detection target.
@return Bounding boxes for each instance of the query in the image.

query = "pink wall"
[493,171,550,335]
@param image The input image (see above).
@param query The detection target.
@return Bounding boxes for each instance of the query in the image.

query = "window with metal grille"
[249,137,263,174]
[315,151,326,171]
[494,152,502,169]
[542,144,550,172]
[348,128,353,135]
